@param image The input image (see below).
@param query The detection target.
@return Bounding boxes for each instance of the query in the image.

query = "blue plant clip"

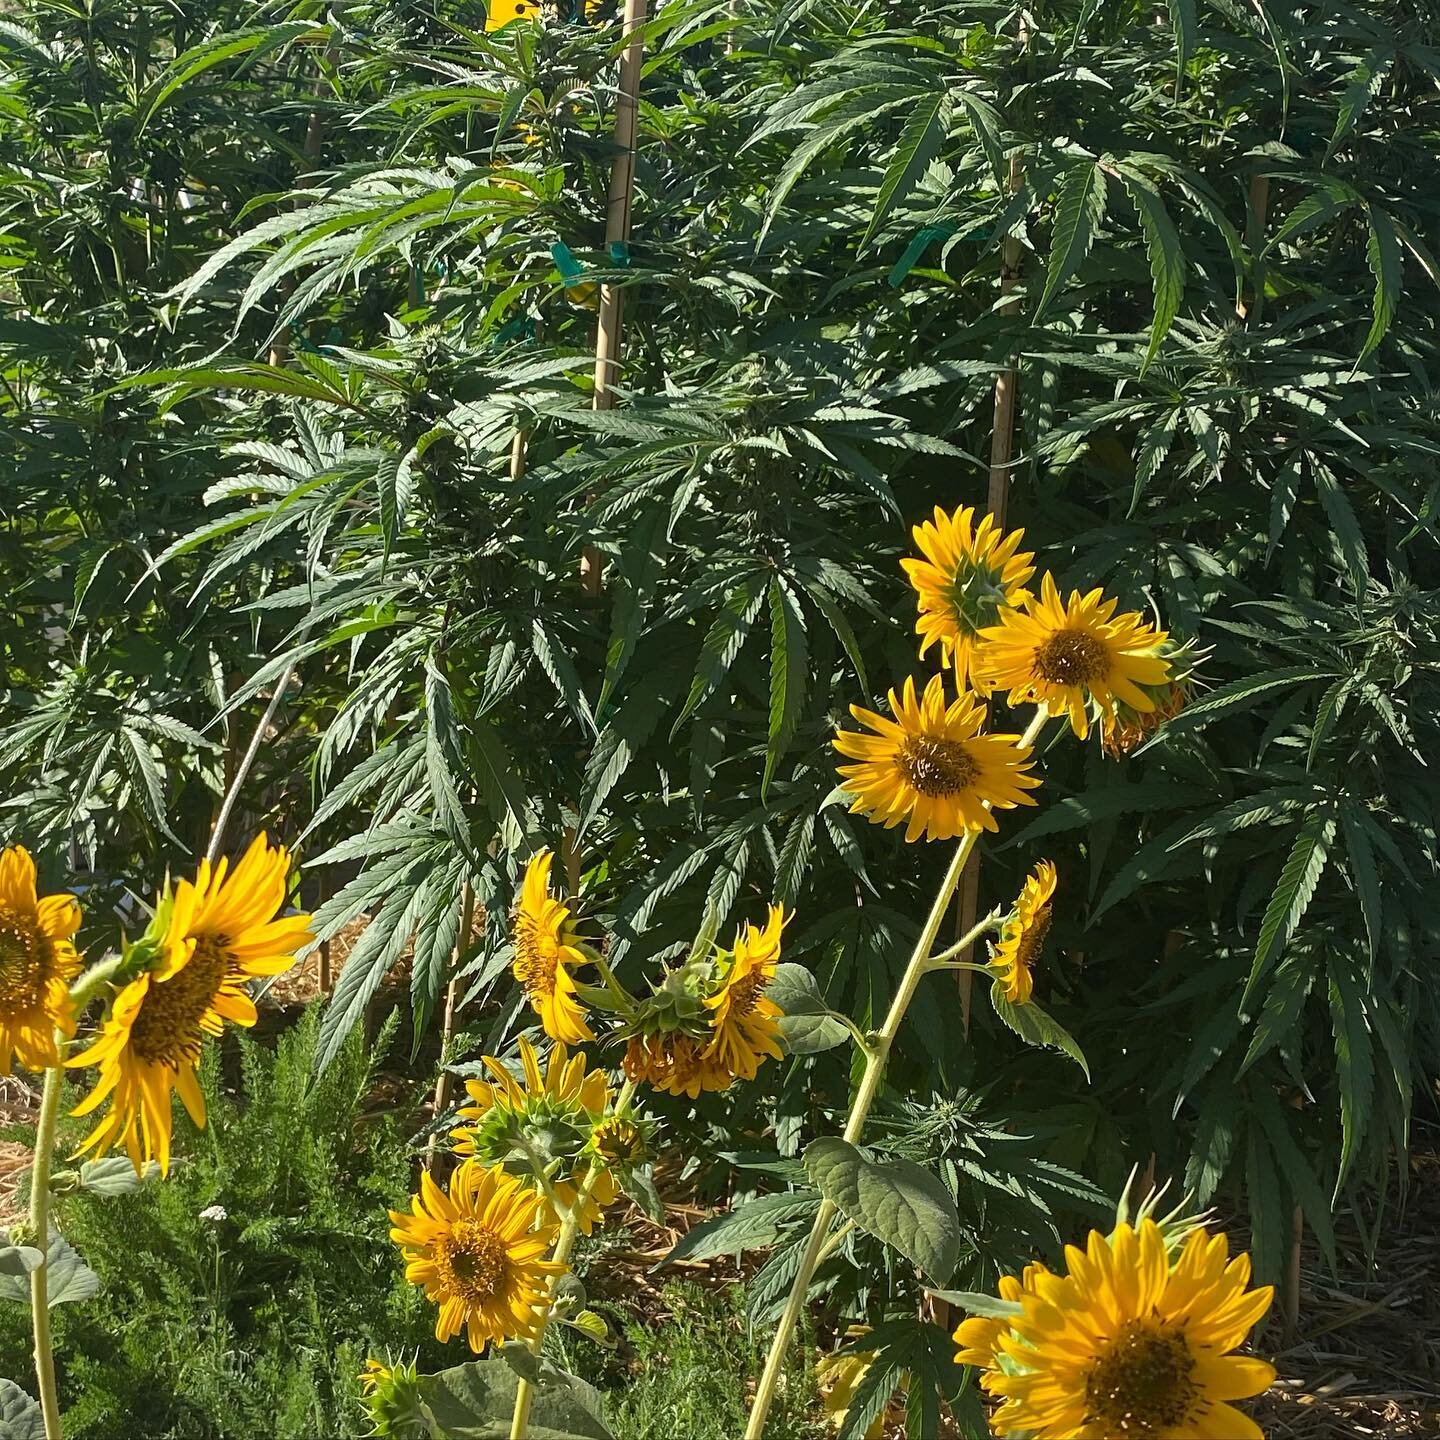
[551,241,588,288]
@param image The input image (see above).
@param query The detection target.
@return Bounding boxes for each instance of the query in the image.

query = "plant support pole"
[584,0,648,597]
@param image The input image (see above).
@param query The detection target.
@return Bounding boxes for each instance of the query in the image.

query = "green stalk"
[29,1063,64,1440]
[742,707,1048,1440]
[508,1078,637,1440]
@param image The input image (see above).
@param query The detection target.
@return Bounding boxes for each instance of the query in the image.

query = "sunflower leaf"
[769,962,853,1055]
[417,1355,613,1440]
[989,988,1090,1079]
[0,1380,44,1440]
[804,1138,961,1284]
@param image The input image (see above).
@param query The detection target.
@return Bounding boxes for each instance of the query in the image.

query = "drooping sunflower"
[703,904,787,1082]
[512,850,594,1046]
[389,1159,564,1353]
[976,574,1172,740]
[450,1037,617,1232]
[0,846,82,1075]
[963,1218,1275,1440]
[902,505,1035,687]
[991,860,1057,1006]
[833,674,1041,842]
[622,1030,732,1099]
[69,834,312,1173]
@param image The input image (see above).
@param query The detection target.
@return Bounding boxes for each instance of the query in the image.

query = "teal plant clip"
[608,240,631,267]
[551,241,588,289]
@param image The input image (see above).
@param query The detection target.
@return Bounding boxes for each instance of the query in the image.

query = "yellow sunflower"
[0,845,82,1075]
[833,674,1041,842]
[512,851,594,1046]
[622,1030,732,1098]
[902,505,1035,687]
[965,1218,1275,1440]
[450,1036,617,1232]
[485,0,537,30]
[389,1159,564,1353]
[703,904,787,1082]
[69,834,312,1174]
[976,574,1172,740]
[991,860,1057,1006]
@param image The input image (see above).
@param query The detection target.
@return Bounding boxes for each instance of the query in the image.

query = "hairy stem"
[743,707,1048,1440]
[29,1063,65,1440]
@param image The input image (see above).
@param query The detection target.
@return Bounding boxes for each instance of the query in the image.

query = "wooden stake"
[584,0,648,596]
[956,144,1027,1024]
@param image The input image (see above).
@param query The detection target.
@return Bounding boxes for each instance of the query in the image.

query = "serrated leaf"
[863,93,948,249]
[660,1190,821,1267]
[804,1138,960,1284]
[763,578,807,798]
[1170,667,1334,730]
[1358,204,1402,364]
[1119,170,1185,372]
[989,988,1090,1079]
[1339,802,1383,960]
[926,1288,1022,1321]
[769,962,852,1055]
[1327,956,1373,1196]
[1244,812,1334,1005]
[671,576,766,738]
[1036,161,1107,319]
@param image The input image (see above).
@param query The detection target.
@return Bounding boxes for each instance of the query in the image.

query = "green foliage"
[0,1009,435,1440]
[3,0,1438,1408]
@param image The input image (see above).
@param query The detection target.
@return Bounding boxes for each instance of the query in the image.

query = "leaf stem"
[508,1078,637,1440]
[742,706,1048,1440]
[29,1061,65,1440]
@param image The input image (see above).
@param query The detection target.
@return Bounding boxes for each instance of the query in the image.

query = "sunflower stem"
[743,706,1049,1440]
[29,1061,65,1440]
[508,1079,637,1440]
[924,909,1005,969]
[66,954,123,1015]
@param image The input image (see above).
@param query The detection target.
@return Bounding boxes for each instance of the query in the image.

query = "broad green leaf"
[76,1158,162,1196]
[804,1138,961,1284]
[418,1355,613,1440]
[0,1380,43,1440]
[1244,812,1335,1005]
[990,988,1090,1079]
[768,962,853,1055]
[0,1229,100,1308]
[0,1250,42,1281]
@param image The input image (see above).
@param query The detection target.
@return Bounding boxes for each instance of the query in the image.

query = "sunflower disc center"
[1084,1321,1198,1434]
[1034,628,1109,685]
[130,936,231,1068]
[897,736,980,797]
[438,1219,512,1304]
[0,905,50,1011]
[726,972,765,1018]
[513,923,559,999]
[594,1117,643,1165]
[1013,905,1054,972]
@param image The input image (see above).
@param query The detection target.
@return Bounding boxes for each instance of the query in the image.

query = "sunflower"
[69,834,312,1174]
[703,904,787,1082]
[622,1030,732,1098]
[450,1037,617,1232]
[587,1113,647,1167]
[962,1218,1275,1440]
[512,851,594,1046]
[389,1160,564,1353]
[833,674,1041,842]
[0,846,82,1075]
[976,574,1172,740]
[902,505,1035,687]
[991,860,1057,1006]
[484,0,537,31]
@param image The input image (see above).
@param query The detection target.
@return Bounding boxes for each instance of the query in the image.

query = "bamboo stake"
[583,0,648,597]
